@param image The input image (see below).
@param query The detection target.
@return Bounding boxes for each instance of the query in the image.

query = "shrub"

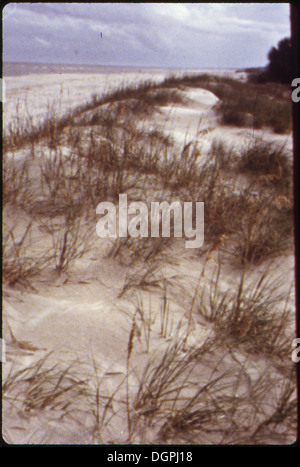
[239,139,292,195]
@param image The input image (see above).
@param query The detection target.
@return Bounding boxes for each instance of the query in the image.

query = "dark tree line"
[252,37,293,84]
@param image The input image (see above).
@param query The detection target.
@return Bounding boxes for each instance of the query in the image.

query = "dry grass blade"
[118,262,164,298]
[3,222,52,286]
[3,153,33,207]
[49,213,93,274]
[3,353,87,413]
[133,336,213,421]
[198,261,292,357]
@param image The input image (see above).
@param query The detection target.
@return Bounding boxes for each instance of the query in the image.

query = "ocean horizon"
[2,61,241,78]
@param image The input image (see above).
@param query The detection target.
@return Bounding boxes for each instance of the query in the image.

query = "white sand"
[2,69,296,444]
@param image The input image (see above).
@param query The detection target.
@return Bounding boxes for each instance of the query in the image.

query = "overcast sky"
[3,3,291,69]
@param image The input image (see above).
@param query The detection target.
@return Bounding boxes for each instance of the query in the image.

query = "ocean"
[2,62,189,78]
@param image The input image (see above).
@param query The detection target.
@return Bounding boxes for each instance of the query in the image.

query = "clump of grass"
[132,285,176,352]
[161,72,292,134]
[157,372,233,443]
[202,184,250,244]
[107,235,173,267]
[49,209,93,274]
[232,192,293,264]
[39,145,91,211]
[89,352,126,444]
[198,261,293,358]
[166,141,203,190]
[3,222,52,287]
[248,369,297,444]
[228,92,290,133]
[188,139,293,262]
[3,99,73,153]
[218,92,255,127]
[209,78,291,134]
[3,100,33,152]
[267,100,292,134]
[188,164,251,247]
[239,139,292,191]
[40,148,67,200]
[133,336,214,423]
[3,353,123,444]
[208,138,238,170]
[157,362,297,444]
[3,153,33,208]
[209,137,292,197]
[4,355,86,413]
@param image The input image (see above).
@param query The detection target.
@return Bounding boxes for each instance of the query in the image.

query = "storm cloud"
[3,3,291,68]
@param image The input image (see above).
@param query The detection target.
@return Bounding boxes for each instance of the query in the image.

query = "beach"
[2,63,296,444]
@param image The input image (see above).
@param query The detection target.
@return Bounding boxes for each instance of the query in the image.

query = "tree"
[266,37,292,84]
[251,37,293,84]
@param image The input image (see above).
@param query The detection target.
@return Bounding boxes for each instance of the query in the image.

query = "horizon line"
[2,60,264,72]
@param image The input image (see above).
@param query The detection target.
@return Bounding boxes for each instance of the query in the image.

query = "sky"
[2,3,291,69]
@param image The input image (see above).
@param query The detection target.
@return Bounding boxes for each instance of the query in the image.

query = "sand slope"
[2,68,296,445]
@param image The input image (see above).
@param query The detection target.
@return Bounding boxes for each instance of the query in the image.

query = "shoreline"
[2,61,241,78]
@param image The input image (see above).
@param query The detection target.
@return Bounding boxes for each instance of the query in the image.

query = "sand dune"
[2,67,296,445]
